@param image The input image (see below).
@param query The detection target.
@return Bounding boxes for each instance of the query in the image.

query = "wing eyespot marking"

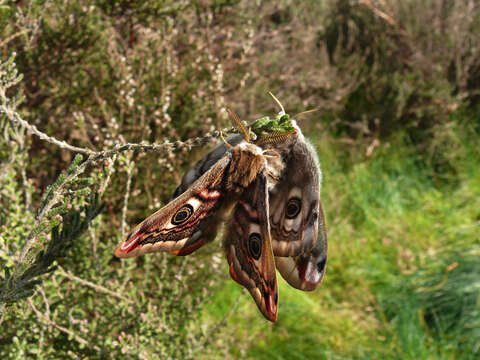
[317,257,327,274]
[285,197,301,219]
[248,233,262,260]
[171,204,194,225]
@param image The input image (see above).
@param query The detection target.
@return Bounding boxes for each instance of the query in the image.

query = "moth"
[114,95,327,322]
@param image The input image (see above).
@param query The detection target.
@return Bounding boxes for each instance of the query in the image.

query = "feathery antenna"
[293,108,319,119]
[227,108,250,142]
[256,131,296,146]
[268,92,285,115]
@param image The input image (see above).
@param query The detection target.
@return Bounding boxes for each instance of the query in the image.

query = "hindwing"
[275,202,327,291]
[225,173,278,322]
[269,136,321,257]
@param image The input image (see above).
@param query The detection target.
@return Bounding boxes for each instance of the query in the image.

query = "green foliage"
[1,194,102,304]
[1,0,479,358]
[319,0,480,142]
[378,247,480,359]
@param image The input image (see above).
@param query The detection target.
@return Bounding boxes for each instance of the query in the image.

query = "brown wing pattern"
[114,121,328,320]
[275,202,327,291]
[269,138,321,257]
[168,135,244,256]
[114,154,231,258]
[225,173,278,322]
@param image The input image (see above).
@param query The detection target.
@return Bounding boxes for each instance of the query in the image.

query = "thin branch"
[202,291,243,348]
[98,155,117,196]
[1,103,96,155]
[3,98,233,159]
[27,298,102,352]
[361,0,396,26]
[121,156,134,239]
[57,266,133,303]
[38,286,51,319]
[360,0,409,37]
[0,305,6,324]
[0,29,31,49]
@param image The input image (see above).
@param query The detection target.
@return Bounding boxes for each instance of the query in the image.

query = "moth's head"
[227,93,313,150]
[250,92,299,149]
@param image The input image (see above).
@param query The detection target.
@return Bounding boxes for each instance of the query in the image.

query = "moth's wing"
[275,202,327,291]
[168,134,244,256]
[169,217,221,256]
[114,153,231,258]
[269,137,321,257]
[225,172,278,322]
[171,135,244,199]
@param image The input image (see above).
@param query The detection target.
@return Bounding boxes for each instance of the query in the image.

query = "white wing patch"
[188,197,202,210]
[304,260,322,285]
[287,187,301,200]
[248,223,261,235]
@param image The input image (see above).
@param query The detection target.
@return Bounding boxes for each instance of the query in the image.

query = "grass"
[203,114,480,359]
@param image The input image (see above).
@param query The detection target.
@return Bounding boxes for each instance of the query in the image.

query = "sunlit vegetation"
[1,1,479,358]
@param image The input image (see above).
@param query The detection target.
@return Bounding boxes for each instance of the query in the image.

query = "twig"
[4,99,233,159]
[202,291,243,347]
[0,305,6,324]
[38,286,51,319]
[57,266,133,303]
[361,0,396,26]
[98,155,117,196]
[121,156,134,239]
[360,0,409,37]
[0,29,31,49]
[0,101,96,156]
[27,298,102,352]
[2,75,234,164]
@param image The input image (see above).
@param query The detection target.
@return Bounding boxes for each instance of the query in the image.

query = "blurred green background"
[1,0,479,358]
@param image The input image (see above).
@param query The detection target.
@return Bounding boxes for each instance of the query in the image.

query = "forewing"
[225,173,278,322]
[275,202,327,291]
[168,135,243,256]
[269,138,321,257]
[171,135,243,198]
[114,154,231,258]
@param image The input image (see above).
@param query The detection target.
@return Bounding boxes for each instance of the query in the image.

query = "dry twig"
[27,298,102,352]
[57,266,133,303]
